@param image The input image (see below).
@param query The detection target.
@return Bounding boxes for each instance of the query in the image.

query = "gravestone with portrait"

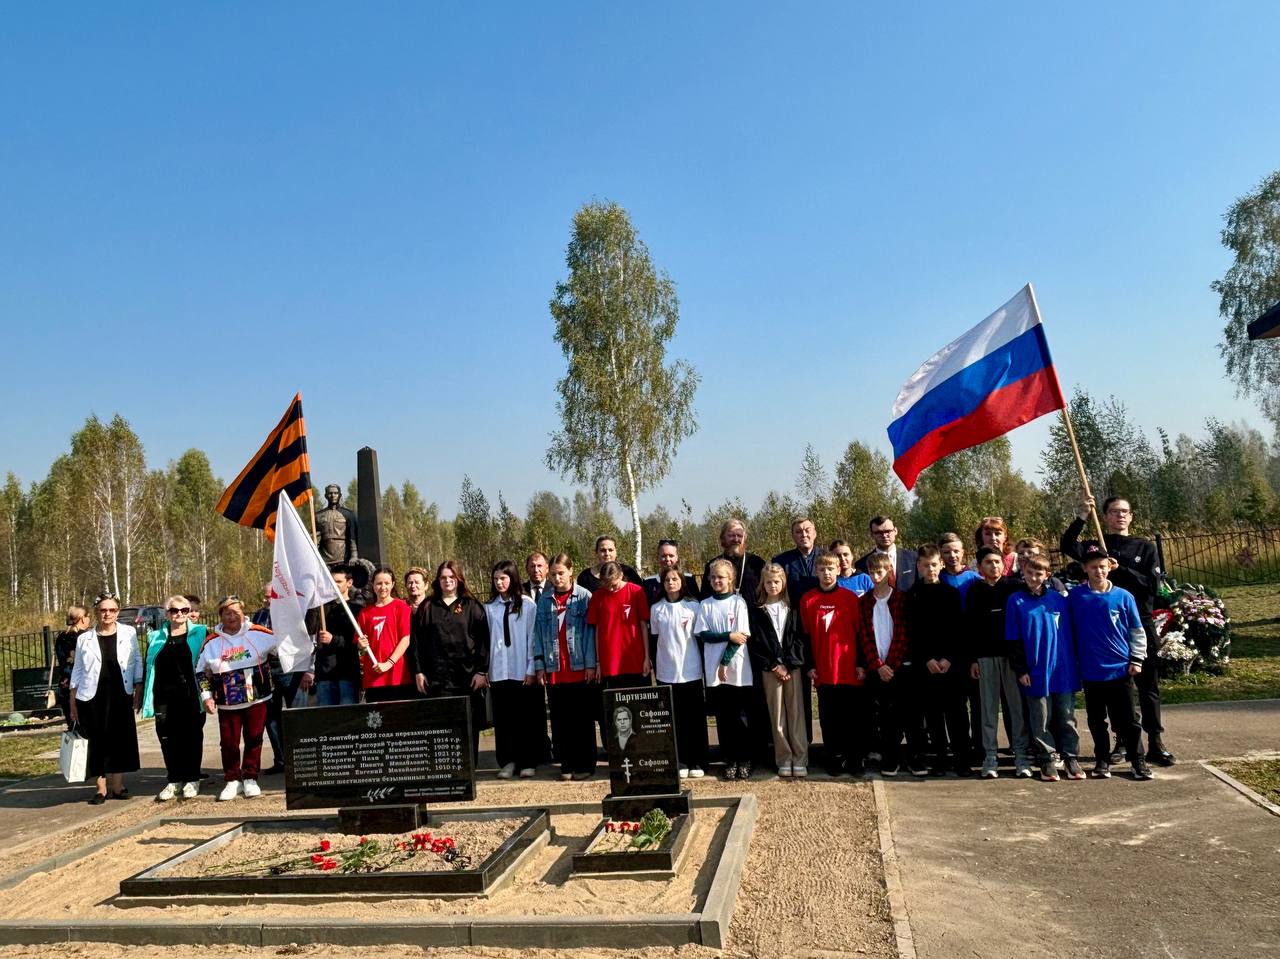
[572,684,695,876]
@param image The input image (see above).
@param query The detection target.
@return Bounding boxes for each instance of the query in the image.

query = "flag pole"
[305,490,327,633]
[1025,283,1109,547]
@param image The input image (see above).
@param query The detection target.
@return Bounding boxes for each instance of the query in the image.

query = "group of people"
[58,489,1175,804]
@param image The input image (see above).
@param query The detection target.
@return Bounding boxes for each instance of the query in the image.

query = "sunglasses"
[167,606,192,615]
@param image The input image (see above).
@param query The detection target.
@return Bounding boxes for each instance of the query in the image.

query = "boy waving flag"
[888,284,1067,489]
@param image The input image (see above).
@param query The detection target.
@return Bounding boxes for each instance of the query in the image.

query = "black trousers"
[1135,620,1164,740]
[967,674,983,756]
[816,683,865,770]
[547,682,597,775]
[667,679,709,770]
[712,684,754,765]
[1083,676,1143,762]
[868,666,927,767]
[491,680,546,771]
[921,670,971,766]
[155,705,206,783]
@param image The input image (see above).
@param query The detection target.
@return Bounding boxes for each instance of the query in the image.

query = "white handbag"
[59,724,88,783]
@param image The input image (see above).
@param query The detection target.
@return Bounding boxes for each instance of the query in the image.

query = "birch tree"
[547,201,699,570]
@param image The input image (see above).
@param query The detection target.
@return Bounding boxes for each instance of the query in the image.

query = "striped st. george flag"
[215,393,313,540]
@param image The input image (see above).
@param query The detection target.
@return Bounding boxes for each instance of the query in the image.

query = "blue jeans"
[314,680,359,706]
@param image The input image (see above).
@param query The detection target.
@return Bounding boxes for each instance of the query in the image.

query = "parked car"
[118,605,166,635]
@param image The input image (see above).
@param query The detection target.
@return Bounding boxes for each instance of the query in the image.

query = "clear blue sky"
[4,3,1276,520]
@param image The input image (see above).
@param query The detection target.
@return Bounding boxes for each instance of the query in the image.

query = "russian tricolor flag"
[888,284,1066,490]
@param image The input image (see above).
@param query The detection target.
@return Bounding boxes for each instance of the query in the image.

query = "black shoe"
[845,761,865,778]
[738,762,753,780]
[825,765,843,779]
[1108,742,1125,765]
[953,763,973,778]
[1147,744,1177,767]
[881,763,900,778]
[721,764,738,781]
[263,763,286,776]
[88,792,107,805]
[929,764,949,777]
[1090,761,1111,779]
[907,758,929,778]
[1131,756,1155,781]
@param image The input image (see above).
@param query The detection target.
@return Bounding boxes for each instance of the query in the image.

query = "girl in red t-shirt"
[355,566,412,702]
[586,561,651,688]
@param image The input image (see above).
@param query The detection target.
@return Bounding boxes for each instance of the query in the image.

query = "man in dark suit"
[855,515,918,591]
[772,517,820,605]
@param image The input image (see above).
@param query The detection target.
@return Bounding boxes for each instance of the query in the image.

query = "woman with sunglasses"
[141,596,209,801]
[69,594,144,804]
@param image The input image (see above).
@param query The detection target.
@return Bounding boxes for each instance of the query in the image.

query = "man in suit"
[772,517,821,606]
[855,515,918,591]
[523,552,550,605]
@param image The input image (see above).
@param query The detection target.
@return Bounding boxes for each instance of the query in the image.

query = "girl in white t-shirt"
[696,558,754,780]
[649,567,707,778]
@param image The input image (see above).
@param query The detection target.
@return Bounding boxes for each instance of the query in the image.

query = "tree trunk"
[622,449,642,572]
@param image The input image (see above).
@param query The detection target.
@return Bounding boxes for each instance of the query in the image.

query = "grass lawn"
[0,732,60,781]
[1220,758,1280,806]
[1161,584,1280,704]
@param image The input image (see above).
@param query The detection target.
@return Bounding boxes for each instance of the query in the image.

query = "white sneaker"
[242,779,261,798]
[791,765,808,778]
[217,781,242,801]
[518,768,535,779]
[497,762,516,780]
[156,783,178,802]
[689,767,705,778]
[678,766,690,779]
[181,781,200,799]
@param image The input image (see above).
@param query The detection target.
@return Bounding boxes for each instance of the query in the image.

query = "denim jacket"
[533,585,597,673]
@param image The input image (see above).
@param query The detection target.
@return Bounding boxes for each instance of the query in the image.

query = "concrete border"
[872,779,916,959]
[1201,760,1280,818]
[0,795,757,950]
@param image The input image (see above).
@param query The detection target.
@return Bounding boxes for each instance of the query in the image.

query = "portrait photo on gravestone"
[282,696,475,810]
[604,685,681,797]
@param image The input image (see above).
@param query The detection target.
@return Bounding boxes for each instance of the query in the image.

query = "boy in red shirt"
[587,562,651,688]
[801,552,867,777]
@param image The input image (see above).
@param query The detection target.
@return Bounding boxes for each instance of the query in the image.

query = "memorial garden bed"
[119,810,548,898]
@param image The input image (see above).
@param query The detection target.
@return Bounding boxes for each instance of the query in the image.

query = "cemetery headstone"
[602,685,688,819]
[11,667,50,712]
[284,695,474,832]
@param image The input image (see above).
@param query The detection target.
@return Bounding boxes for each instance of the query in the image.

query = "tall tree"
[829,441,910,541]
[1213,169,1280,427]
[546,200,700,571]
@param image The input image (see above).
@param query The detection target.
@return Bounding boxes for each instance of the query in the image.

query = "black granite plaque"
[603,685,680,797]
[283,696,474,810]
[11,668,50,712]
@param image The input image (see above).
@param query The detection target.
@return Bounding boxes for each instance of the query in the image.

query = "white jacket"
[70,624,143,701]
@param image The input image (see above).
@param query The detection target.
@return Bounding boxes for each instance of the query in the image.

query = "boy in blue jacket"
[1067,543,1152,781]
[1007,554,1081,782]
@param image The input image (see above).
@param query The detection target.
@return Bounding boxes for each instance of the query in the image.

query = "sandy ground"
[0,775,894,959]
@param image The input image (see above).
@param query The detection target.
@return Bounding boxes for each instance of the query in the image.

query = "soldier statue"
[315,484,359,565]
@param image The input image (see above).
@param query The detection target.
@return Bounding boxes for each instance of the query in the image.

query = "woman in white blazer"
[69,594,143,804]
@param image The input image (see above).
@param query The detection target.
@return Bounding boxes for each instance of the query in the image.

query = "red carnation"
[321,859,337,871]
[359,836,369,845]
[311,854,324,864]
[319,840,332,852]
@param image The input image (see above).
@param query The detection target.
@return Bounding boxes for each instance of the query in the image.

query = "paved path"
[885,700,1280,959]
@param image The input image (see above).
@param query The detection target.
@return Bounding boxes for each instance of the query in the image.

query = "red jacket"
[799,587,864,685]
[859,588,910,671]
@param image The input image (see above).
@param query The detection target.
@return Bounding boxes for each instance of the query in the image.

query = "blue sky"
[3,3,1276,519]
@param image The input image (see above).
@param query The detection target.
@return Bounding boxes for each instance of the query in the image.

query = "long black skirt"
[81,683,139,776]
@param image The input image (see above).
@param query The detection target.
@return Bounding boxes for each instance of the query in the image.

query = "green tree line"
[3,392,1278,625]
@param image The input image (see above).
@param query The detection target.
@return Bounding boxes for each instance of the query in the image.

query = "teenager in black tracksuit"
[904,552,970,776]
[1060,497,1172,765]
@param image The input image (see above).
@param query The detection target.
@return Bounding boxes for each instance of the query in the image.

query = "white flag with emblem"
[269,493,340,673]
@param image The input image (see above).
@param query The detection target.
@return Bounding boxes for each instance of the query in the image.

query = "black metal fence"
[1155,528,1280,588]
[0,628,52,712]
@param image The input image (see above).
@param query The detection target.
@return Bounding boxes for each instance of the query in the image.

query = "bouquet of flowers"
[1155,581,1231,674]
